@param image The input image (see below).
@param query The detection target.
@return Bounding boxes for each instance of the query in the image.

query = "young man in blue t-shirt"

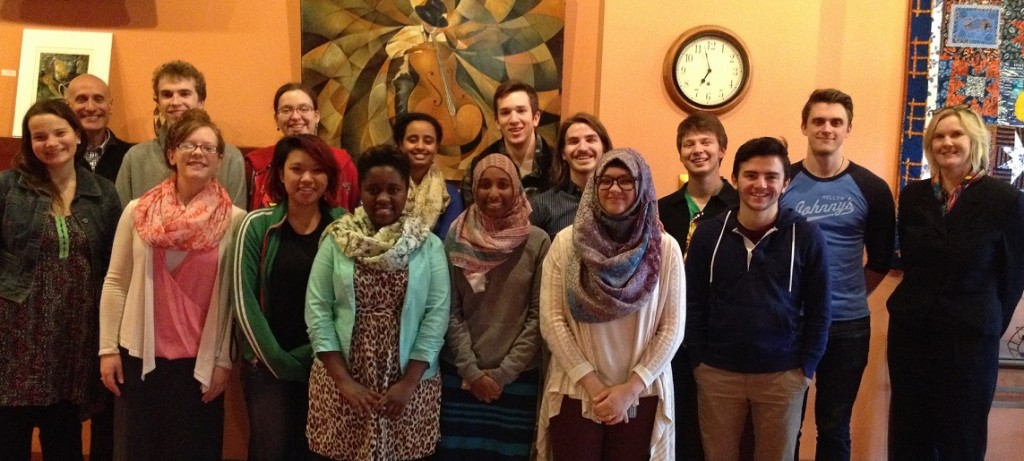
[780,89,896,461]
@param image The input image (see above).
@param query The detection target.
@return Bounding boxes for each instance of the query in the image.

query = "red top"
[244,144,359,212]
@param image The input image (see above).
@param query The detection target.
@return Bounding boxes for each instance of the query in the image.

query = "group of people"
[0,56,1021,461]
[661,91,1024,461]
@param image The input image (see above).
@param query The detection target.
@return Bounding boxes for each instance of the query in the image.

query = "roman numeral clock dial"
[664,26,751,113]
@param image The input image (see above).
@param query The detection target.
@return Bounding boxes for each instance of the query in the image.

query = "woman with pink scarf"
[98,109,246,461]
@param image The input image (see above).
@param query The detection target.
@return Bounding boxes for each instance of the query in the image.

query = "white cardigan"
[536,227,685,460]
[99,199,246,391]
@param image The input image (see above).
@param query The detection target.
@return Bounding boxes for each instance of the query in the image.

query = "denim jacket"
[0,166,122,303]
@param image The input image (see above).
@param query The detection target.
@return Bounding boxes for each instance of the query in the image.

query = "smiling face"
[65,75,111,137]
[929,114,973,178]
[563,122,605,178]
[361,165,409,229]
[156,76,203,125]
[496,90,540,148]
[280,148,328,208]
[801,102,851,157]
[168,126,221,184]
[400,120,438,179]
[596,164,638,216]
[29,113,80,174]
[734,155,789,214]
[678,129,725,179]
[475,166,516,219]
[275,89,320,136]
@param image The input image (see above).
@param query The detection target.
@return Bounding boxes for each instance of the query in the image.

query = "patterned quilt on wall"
[898,0,1024,364]
[899,0,1024,192]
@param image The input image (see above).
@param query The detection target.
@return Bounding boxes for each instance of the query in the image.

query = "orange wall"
[0,1,301,147]
[592,0,908,198]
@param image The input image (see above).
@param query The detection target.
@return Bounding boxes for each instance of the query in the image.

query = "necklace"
[826,157,846,178]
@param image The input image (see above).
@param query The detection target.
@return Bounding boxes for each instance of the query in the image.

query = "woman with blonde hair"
[99,109,246,461]
[887,105,1024,460]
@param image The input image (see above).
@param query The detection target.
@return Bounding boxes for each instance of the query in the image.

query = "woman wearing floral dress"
[0,99,121,460]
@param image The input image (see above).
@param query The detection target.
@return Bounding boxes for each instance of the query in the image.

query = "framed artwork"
[898,1,1024,368]
[12,28,113,137]
[300,0,565,180]
[1005,302,1024,368]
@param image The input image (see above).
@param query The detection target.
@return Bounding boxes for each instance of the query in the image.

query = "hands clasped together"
[333,374,420,420]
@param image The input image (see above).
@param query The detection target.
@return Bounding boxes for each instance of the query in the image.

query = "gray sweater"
[443,226,550,386]
[115,137,247,208]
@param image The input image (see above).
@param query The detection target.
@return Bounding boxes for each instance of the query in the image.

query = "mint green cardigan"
[304,233,451,378]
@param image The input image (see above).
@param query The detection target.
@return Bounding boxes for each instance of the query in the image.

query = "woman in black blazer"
[887,105,1024,461]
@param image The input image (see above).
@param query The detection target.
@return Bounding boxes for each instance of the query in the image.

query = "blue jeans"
[241,361,312,461]
[809,317,870,461]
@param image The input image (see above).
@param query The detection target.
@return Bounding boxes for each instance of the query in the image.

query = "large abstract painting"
[301,0,565,179]
[899,0,1024,367]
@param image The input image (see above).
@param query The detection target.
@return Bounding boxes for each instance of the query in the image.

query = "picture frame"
[1001,298,1024,368]
[11,28,113,137]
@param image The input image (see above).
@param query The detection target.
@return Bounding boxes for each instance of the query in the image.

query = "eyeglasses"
[176,142,219,155]
[277,106,315,117]
[597,175,636,191]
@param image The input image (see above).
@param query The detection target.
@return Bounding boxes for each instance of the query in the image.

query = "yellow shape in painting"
[1016,92,1024,122]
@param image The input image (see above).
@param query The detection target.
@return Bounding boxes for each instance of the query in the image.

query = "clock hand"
[699,67,711,85]
[699,52,712,85]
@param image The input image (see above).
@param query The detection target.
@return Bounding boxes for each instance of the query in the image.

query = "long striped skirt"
[433,363,540,460]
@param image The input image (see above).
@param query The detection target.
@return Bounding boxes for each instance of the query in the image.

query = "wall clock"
[664,26,751,113]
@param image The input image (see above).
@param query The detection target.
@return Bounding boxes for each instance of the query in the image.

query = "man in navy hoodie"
[686,137,831,461]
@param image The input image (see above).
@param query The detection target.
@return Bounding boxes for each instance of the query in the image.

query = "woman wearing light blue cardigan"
[304,144,450,461]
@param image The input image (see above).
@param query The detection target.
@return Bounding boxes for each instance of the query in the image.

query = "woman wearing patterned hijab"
[536,148,685,460]
[435,153,550,459]
[304,144,451,460]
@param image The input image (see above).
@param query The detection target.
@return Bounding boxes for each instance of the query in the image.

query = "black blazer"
[888,176,1024,336]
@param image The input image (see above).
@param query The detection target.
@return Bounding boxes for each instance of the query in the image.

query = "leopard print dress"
[307,266,442,460]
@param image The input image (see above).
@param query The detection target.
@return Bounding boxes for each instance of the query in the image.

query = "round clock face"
[665,28,750,113]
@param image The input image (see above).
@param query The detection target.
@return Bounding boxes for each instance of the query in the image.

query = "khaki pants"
[693,364,809,461]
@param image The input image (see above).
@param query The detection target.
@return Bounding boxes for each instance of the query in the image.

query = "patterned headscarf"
[446,154,533,292]
[406,163,451,231]
[133,176,233,251]
[567,148,662,323]
[326,207,431,271]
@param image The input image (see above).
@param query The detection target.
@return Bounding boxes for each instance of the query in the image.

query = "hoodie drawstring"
[788,224,796,292]
[709,210,731,285]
